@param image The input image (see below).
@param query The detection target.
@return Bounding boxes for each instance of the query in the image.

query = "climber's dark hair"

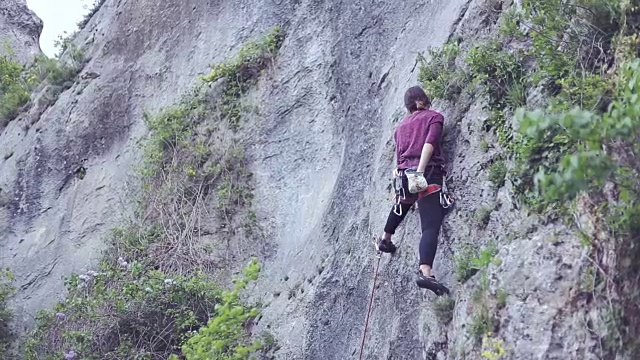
[404,86,431,113]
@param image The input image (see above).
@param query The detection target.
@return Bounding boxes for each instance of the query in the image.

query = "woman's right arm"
[416,121,443,173]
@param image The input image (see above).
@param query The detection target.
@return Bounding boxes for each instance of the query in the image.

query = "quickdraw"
[440,175,454,209]
[392,169,406,216]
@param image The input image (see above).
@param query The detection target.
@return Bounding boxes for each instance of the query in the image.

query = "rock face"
[0,0,617,359]
[0,0,42,63]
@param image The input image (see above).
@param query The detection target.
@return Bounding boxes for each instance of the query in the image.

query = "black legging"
[383,175,444,267]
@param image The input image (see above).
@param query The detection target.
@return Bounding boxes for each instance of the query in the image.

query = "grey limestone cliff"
[0,0,42,63]
[0,0,624,359]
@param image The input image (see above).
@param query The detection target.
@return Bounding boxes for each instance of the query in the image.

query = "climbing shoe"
[377,239,397,254]
[416,273,450,296]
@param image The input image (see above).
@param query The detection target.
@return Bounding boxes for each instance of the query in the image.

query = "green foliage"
[0,54,30,125]
[24,257,221,359]
[139,92,207,178]
[516,59,640,204]
[432,296,455,325]
[0,269,15,358]
[472,245,499,269]
[0,39,86,126]
[466,40,524,109]
[479,139,489,152]
[469,305,497,343]
[520,0,620,92]
[488,160,507,188]
[475,203,496,229]
[181,259,262,360]
[496,289,507,310]
[455,244,498,283]
[202,26,284,128]
[499,8,525,40]
[455,245,478,283]
[506,81,527,109]
[29,53,84,89]
[481,333,507,360]
[417,40,467,101]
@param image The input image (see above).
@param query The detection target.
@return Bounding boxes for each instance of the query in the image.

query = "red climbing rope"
[358,252,382,360]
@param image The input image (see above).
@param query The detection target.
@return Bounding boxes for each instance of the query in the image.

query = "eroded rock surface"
[0,0,613,359]
[0,0,42,63]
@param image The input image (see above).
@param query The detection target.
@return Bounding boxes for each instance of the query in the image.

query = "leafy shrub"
[481,333,507,360]
[0,269,15,358]
[466,40,524,109]
[516,59,640,205]
[475,203,496,229]
[432,296,455,325]
[455,244,498,283]
[180,259,262,360]
[470,306,497,343]
[202,26,284,128]
[0,55,30,125]
[496,289,507,309]
[25,256,221,359]
[417,40,467,101]
[25,255,263,360]
[488,160,507,188]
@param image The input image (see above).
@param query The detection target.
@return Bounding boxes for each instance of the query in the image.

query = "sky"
[26,0,95,58]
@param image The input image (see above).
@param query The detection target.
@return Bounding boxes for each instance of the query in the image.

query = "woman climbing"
[376,85,450,296]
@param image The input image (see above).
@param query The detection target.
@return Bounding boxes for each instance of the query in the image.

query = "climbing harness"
[392,165,454,215]
[358,250,382,360]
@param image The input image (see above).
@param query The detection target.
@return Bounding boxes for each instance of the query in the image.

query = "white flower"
[145,287,153,293]
[164,279,174,285]
[64,350,76,360]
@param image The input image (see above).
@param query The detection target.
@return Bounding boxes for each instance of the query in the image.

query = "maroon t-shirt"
[394,109,445,176]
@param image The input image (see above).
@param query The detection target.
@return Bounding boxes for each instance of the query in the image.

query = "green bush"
[496,289,507,309]
[0,269,15,358]
[488,160,507,188]
[455,244,499,283]
[0,55,30,125]
[475,203,496,229]
[417,40,467,101]
[465,40,524,109]
[180,259,262,360]
[432,296,455,325]
[470,306,497,343]
[25,255,221,359]
[202,26,284,128]
[25,255,264,360]
[516,59,640,204]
